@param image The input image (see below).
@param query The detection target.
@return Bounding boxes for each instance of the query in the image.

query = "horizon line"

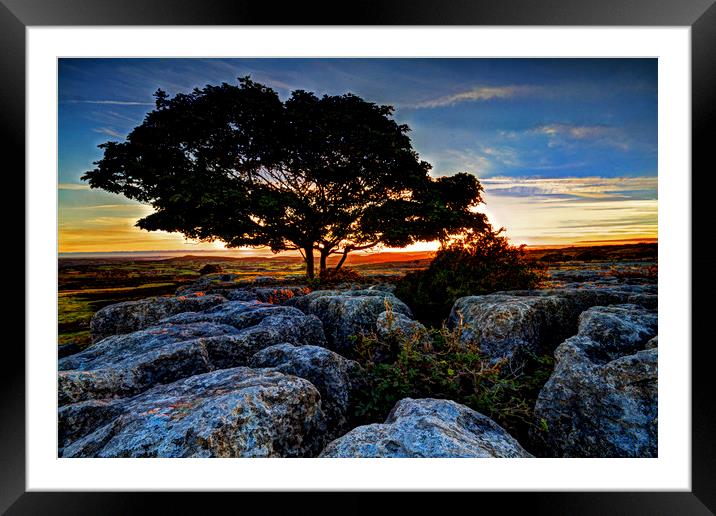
[59,238,658,257]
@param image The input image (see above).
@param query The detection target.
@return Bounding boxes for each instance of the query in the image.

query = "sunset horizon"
[59,58,656,255]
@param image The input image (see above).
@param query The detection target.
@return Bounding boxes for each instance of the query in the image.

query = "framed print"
[6,0,715,513]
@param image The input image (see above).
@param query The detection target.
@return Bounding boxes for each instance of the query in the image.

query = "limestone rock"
[531,304,658,457]
[60,368,326,458]
[286,290,412,355]
[59,308,326,405]
[320,398,532,458]
[89,293,226,342]
[250,343,361,438]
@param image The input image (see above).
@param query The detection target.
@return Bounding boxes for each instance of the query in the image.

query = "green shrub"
[396,228,546,325]
[350,319,554,443]
[318,266,362,284]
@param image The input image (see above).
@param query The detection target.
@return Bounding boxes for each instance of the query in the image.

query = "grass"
[56,254,422,347]
[349,315,555,448]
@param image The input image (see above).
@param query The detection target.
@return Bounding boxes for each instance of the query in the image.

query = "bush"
[317,266,362,285]
[199,263,223,275]
[350,319,554,443]
[396,228,546,325]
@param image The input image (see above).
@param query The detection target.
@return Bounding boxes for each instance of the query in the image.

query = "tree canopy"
[82,77,488,278]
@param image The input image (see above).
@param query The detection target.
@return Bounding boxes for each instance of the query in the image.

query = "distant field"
[57,242,657,349]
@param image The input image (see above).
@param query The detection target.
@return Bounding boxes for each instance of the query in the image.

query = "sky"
[58,58,657,253]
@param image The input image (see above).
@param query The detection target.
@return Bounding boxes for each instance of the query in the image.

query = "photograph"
[57,57,659,459]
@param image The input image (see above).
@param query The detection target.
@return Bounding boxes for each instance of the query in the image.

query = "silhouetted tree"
[83,77,488,279]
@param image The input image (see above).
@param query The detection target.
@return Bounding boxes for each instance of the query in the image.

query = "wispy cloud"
[93,127,123,138]
[480,146,522,167]
[58,183,90,190]
[62,99,154,106]
[431,145,525,177]
[530,123,629,150]
[414,85,537,108]
[438,149,494,176]
[479,177,657,245]
[482,176,657,201]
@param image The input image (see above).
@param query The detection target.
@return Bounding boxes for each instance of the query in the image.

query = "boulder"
[286,290,412,355]
[448,294,574,364]
[225,290,260,302]
[60,322,239,373]
[496,286,656,311]
[531,304,658,457]
[251,286,311,304]
[219,286,311,304]
[175,273,244,296]
[159,300,320,337]
[319,398,532,458]
[448,287,658,364]
[89,293,226,342]
[283,289,342,313]
[375,311,429,347]
[180,283,311,305]
[365,283,397,294]
[576,304,658,358]
[250,344,361,439]
[252,275,280,285]
[59,309,327,405]
[60,367,326,458]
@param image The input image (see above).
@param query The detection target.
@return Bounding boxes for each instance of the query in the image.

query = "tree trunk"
[335,249,350,270]
[304,247,315,279]
[319,249,329,274]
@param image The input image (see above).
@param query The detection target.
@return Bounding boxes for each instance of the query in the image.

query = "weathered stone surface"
[60,322,239,372]
[365,283,397,294]
[252,286,311,303]
[286,290,412,355]
[283,289,342,312]
[498,286,657,311]
[448,294,574,363]
[59,398,124,450]
[61,367,326,458]
[160,301,319,334]
[59,322,240,405]
[250,344,361,439]
[179,281,311,305]
[225,290,260,302]
[319,398,532,458]
[175,273,245,296]
[252,275,280,285]
[532,304,657,457]
[448,286,658,364]
[58,342,83,359]
[59,306,327,405]
[89,293,226,342]
[627,293,658,309]
[576,304,658,358]
[376,311,429,344]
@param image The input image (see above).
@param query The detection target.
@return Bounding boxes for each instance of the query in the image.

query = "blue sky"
[58,58,657,251]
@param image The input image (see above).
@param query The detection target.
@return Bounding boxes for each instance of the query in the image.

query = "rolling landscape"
[58,243,657,351]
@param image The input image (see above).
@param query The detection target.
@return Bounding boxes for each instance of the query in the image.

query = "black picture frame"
[5,1,714,513]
